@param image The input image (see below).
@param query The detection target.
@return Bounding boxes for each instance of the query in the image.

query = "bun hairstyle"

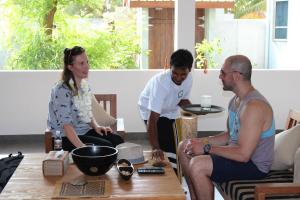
[62,46,85,95]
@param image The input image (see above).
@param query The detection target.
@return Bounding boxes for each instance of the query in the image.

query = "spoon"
[70,177,87,186]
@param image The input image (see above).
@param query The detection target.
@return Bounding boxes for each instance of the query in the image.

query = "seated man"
[178,55,275,200]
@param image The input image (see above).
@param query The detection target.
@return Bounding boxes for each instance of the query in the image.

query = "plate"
[182,104,224,115]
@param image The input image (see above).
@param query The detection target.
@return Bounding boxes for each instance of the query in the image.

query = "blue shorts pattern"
[210,154,267,183]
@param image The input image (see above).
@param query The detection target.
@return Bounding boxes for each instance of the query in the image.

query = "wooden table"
[0,152,185,200]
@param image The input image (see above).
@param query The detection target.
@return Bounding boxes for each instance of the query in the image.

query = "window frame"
[273,0,288,41]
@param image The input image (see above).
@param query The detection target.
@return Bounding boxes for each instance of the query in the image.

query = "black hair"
[170,49,194,71]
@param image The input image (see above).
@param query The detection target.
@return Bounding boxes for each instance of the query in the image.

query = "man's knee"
[189,156,212,176]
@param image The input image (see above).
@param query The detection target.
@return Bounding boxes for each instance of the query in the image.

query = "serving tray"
[182,104,224,115]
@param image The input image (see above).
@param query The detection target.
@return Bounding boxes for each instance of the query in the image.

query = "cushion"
[217,170,294,200]
[271,124,300,170]
[294,147,300,183]
[91,95,117,127]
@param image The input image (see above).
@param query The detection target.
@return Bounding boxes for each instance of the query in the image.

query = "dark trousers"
[145,117,177,172]
[62,129,124,152]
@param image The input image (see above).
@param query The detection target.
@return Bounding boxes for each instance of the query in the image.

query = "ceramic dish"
[117,159,134,180]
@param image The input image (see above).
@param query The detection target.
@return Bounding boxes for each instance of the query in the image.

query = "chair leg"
[173,119,183,183]
[45,131,53,153]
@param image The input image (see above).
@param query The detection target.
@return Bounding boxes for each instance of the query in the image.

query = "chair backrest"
[94,94,117,118]
[285,109,300,130]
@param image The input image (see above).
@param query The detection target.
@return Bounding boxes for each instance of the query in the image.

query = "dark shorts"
[210,154,268,183]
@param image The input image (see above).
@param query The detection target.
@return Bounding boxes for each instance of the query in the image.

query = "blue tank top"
[228,90,275,173]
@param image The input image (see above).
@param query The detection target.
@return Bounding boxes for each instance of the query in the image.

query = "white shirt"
[138,70,192,120]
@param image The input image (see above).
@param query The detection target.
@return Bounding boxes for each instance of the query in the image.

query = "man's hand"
[95,126,112,136]
[152,148,165,161]
[183,138,205,156]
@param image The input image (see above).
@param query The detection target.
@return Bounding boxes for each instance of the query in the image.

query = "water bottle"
[54,130,62,151]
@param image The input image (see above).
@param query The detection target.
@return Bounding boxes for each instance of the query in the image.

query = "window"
[0,1,141,70]
[274,0,288,40]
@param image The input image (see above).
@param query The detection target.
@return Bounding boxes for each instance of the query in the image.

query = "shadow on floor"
[0,131,224,154]
[0,133,151,154]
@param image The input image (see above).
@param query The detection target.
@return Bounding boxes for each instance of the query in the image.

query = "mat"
[52,179,110,199]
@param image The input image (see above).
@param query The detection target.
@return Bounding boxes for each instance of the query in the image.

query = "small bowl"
[117,159,134,180]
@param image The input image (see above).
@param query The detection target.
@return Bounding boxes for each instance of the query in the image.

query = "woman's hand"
[95,126,113,136]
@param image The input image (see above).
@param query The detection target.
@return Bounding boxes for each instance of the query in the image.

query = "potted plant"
[195,38,222,73]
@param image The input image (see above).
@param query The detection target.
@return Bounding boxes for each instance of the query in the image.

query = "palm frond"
[234,0,266,19]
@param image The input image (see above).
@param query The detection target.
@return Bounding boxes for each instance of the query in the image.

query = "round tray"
[182,104,225,115]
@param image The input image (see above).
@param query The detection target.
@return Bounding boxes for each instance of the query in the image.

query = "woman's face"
[68,52,89,80]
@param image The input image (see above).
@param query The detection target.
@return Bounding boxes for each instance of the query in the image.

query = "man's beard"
[222,82,233,91]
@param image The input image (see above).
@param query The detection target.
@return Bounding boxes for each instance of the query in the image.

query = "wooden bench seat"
[215,170,300,200]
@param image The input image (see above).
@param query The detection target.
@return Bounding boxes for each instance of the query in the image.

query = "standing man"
[178,55,275,200]
[138,49,194,172]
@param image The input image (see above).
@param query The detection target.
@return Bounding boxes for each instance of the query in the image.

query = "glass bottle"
[54,130,62,151]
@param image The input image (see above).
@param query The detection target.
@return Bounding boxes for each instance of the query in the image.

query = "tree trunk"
[43,0,57,38]
[204,59,208,74]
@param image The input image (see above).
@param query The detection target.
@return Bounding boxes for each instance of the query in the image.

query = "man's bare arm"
[147,111,160,149]
[147,111,166,160]
[178,99,191,107]
[209,100,272,162]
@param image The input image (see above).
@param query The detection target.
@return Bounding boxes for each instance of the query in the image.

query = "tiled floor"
[0,134,223,200]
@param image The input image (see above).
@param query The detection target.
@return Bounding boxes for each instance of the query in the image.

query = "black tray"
[182,104,224,115]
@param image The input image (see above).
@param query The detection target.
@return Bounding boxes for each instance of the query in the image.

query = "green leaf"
[195,38,222,69]
[0,0,141,70]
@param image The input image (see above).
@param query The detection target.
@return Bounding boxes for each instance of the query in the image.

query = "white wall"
[174,0,195,54]
[267,0,300,69]
[0,70,300,135]
[206,9,266,68]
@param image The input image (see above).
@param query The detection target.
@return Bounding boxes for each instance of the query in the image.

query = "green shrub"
[0,0,141,70]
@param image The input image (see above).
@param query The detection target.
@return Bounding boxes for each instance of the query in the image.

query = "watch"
[203,143,211,155]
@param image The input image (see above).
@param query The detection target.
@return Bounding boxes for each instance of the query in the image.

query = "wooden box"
[43,151,69,176]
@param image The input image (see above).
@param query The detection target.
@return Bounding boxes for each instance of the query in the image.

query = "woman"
[47,46,124,151]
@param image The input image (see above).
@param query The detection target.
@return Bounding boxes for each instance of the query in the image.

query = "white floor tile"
[181,178,224,200]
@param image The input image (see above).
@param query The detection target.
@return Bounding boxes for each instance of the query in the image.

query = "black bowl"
[117,159,134,180]
[71,146,118,176]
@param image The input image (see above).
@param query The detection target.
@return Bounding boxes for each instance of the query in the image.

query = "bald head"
[225,55,252,80]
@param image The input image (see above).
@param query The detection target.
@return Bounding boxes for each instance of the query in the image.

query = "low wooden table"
[0,152,185,200]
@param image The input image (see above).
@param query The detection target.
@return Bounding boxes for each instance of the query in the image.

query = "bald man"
[178,55,275,200]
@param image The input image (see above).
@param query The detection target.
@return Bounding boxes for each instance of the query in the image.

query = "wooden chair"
[94,94,125,138]
[45,94,125,153]
[214,109,300,200]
